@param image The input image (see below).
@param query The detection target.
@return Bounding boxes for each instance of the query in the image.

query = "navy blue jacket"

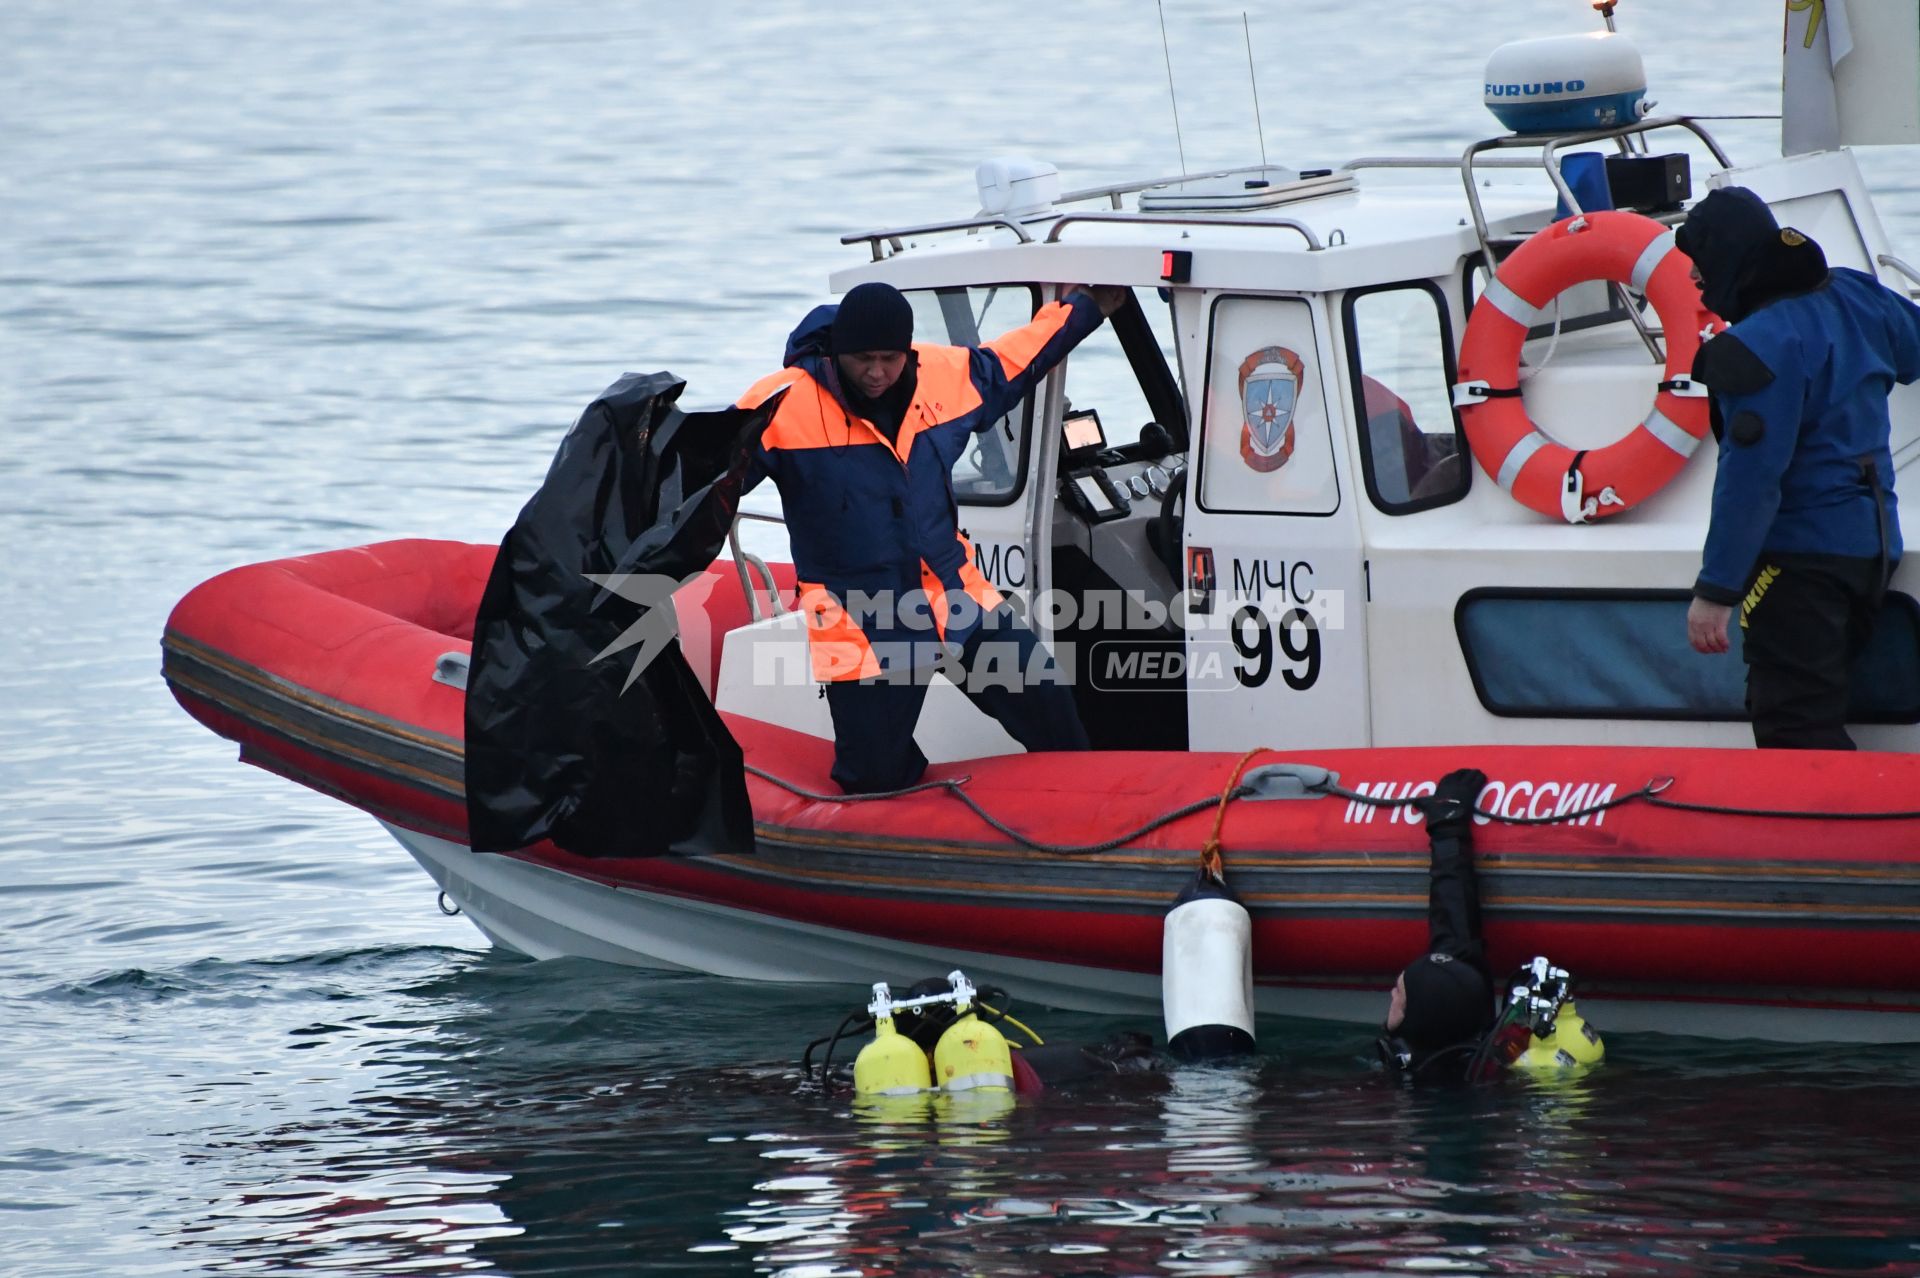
[736,292,1104,679]
[1696,268,1919,601]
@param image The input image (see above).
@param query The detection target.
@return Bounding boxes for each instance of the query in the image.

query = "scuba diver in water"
[1377,768,1604,1083]
[1377,768,1497,1082]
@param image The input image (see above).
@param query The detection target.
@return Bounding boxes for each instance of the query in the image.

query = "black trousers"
[1740,553,1886,750]
[823,606,1089,793]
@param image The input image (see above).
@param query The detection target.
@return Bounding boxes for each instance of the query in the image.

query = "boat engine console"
[1053,410,1186,582]
[1049,407,1189,750]
[1057,409,1131,524]
[1053,409,1184,551]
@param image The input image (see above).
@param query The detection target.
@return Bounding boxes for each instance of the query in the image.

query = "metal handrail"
[1879,253,1920,297]
[1460,115,1734,268]
[726,510,790,622]
[841,217,1034,262]
[1057,164,1287,210]
[844,116,1747,264]
[1062,157,1589,211]
[1459,116,1734,366]
[1343,155,1540,172]
[1044,211,1325,251]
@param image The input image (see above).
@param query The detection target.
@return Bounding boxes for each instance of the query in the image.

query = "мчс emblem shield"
[1238,345,1304,473]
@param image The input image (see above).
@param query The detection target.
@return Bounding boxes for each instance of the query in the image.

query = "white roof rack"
[1137,167,1355,213]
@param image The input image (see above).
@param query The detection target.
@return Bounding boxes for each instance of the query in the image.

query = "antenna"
[1158,0,1188,175]
[1592,0,1618,32]
[1243,13,1267,169]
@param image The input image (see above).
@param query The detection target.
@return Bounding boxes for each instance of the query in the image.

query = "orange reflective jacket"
[736,292,1102,680]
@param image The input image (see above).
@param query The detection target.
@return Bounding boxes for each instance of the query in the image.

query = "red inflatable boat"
[164,539,1920,1043]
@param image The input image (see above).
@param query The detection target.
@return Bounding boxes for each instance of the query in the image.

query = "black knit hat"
[830,282,914,355]
[1397,953,1491,1051]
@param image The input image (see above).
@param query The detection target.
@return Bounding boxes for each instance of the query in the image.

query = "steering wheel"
[1146,465,1187,587]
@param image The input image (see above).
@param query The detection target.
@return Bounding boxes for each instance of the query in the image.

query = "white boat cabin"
[712,115,1920,759]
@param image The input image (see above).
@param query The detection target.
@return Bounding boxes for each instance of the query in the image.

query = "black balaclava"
[830,282,917,443]
[1675,186,1829,324]
[1397,952,1491,1053]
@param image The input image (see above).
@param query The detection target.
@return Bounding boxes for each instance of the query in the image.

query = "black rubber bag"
[464,371,778,858]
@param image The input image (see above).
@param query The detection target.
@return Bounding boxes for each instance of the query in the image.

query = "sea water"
[5,1,1920,1273]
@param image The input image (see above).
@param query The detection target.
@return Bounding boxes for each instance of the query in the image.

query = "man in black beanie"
[827,282,919,446]
[1377,767,1496,1081]
[1677,186,1920,749]
[735,280,1125,792]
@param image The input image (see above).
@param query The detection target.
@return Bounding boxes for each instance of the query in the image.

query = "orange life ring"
[1455,210,1721,523]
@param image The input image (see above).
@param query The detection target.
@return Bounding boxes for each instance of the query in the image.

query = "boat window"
[1058,286,1185,458]
[1456,589,1920,722]
[1343,282,1470,514]
[1464,252,1637,342]
[1197,295,1339,516]
[904,284,1038,506]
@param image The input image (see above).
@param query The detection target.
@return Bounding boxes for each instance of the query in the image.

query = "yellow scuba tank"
[1515,998,1605,1072]
[933,1085,1017,1126]
[932,973,1013,1092]
[853,983,933,1096]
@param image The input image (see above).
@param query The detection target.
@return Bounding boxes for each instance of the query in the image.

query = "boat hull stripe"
[719,833,1920,923]
[165,632,462,754]
[163,626,1920,932]
[163,636,463,796]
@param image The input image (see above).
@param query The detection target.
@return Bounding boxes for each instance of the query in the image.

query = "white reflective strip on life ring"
[1496,431,1551,492]
[1481,276,1546,330]
[1642,406,1702,459]
[1630,229,1678,293]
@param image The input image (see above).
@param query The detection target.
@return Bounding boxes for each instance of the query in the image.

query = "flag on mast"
[1783,0,1920,155]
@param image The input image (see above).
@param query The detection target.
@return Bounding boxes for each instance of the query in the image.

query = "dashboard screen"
[1073,473,1118,515]
[1063,409,1105,453]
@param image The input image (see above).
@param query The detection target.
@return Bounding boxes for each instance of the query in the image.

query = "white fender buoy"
[1162,871,1256,1060]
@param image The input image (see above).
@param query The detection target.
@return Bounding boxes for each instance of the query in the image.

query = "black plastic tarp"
[464,371,778,858]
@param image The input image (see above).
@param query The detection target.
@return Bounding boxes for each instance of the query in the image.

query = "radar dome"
[1484,32,1648,134]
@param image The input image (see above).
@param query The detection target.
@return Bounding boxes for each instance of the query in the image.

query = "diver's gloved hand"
[1413,768,1487,839]
[1085,1030,1157,1072]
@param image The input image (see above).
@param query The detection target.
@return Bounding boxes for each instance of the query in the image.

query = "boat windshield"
[1056,287,1184,456]
[904,284,1039,504]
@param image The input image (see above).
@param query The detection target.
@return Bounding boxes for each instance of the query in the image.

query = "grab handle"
[432,650,470,691]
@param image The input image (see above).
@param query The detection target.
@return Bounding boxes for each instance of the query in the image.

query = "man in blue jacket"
[1679,187,1919,749]
[735,281,1123,791]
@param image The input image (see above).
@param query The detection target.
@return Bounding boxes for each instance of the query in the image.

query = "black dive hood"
[1676,186,1829,324]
